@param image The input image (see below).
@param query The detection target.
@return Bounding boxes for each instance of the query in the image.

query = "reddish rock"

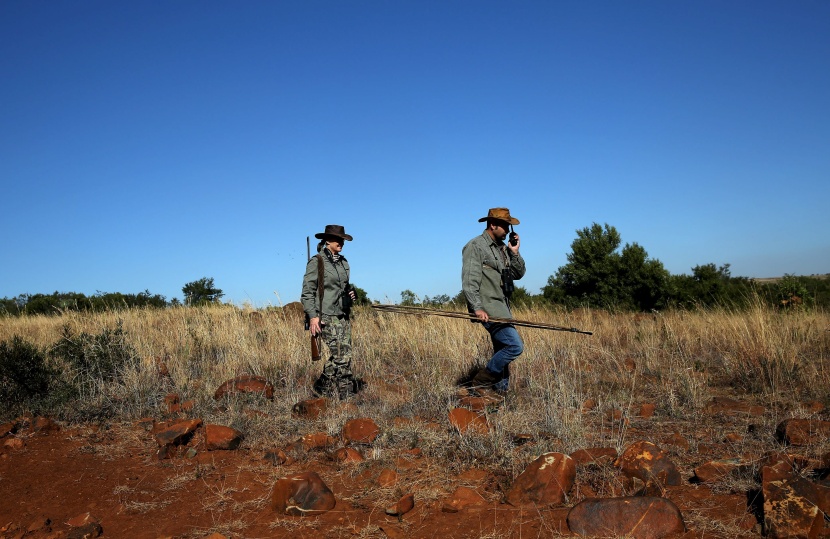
[164,393,180,412]
[204,424,243,451]
[155,356,170,377]
[214,374,274,400]
[693,458,745,483]
[803,401,825,414]
[448,408,489,435]
[66,512,97,527]
[776,418,830,446]
[153,418,202,447]
[724,432,743,443]
[292,398,329,420]
[180,400,194,413]
[616,441,681,488]
[4,437,25,450]
[459,395,502,411]
[377,468,398,487]
[342,418,380,444]
[0,421,16,438]
[638,403,656,418]
[442,486,487,513]
[569,447,618,465]
[662,432,689,450]
[582,399,597,412]
[762,460,830,539]
[31,417,60,434]
[66,522,103,539]
[264,449,293,466]
[567,496,685,538]
[505,452,576,507]
[301,432,336,450]
[385,493,415,516]
[270,471,336,516]
[333,447,364,463]
[623,357,636,372]
[705,397,765,416]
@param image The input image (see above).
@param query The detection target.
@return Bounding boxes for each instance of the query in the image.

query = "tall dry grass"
[1,301,828,469]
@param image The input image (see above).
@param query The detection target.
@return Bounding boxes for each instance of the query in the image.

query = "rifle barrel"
[370,304,592,335]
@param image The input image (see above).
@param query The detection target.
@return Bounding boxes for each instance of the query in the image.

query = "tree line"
[3,223,828,316]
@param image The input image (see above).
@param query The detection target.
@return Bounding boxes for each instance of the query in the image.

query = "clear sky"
[2,1,828,306]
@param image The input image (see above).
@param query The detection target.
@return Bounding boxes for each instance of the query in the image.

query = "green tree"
[182,277,224,306]
[350,284,371,306]
[543,223,669,311]
[400,289,419,306]
[668,263,753,308]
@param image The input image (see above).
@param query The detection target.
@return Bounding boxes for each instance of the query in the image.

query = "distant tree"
[543,223,669,311]
[350,284,371,306]
[423,294,451,307]
[400,290,419,306]
[668,263,753,308]
[182,277,224,306]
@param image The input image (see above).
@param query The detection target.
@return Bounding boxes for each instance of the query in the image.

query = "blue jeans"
[483,323,524,391]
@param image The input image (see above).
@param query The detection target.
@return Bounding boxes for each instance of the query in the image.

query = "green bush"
[50,321,138,391]
[0,336,56,408]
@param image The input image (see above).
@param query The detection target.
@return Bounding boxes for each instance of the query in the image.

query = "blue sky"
[2,1,828,306]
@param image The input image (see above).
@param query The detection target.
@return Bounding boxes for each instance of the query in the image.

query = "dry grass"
[2,302,829,474]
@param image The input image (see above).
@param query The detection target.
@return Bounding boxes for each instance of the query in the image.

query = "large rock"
[693,458,747,483]
[616,441,681,489]
[270,471,336,516]
[342,418,379,444]
[442,486,488,513]
[204,424,243,451]
[292,398,329,420]
[775,418,830,446]
[705,396,765,416]
[505,452,576,507]
[567,497,685,538]
[214,374,274,400]
[153,418,202,447]
[762,460,830,539]
[448,408,489,435]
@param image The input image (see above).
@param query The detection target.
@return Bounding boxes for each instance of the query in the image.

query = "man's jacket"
[301,248,351,319]
[462,231,526,319]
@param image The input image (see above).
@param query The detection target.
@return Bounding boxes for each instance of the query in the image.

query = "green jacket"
[301,248,351,319]
[462,231,526,319]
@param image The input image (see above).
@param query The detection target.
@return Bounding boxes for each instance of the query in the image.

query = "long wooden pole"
[370,304,593,335]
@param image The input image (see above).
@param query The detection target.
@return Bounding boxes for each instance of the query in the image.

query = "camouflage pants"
[320,315,353,380]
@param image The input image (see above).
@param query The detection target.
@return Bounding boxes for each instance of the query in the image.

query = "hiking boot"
[471,367,500,387]
[311,374,335,397]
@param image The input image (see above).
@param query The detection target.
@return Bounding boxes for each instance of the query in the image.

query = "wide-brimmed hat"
[315,224,353,241]
[478,207,520,225]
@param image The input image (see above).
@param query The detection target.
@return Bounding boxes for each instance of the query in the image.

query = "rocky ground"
[2,377,829,539]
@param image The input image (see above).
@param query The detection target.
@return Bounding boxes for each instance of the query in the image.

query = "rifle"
[305,236,322,361]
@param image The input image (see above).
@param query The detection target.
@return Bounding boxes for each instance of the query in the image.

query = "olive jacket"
[301,248,351,319]
[461,231,526,319]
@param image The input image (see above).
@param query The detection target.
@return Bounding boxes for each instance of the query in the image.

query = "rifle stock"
[307,235,323,361]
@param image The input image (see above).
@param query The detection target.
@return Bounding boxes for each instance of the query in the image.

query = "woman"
[301,224,359,398]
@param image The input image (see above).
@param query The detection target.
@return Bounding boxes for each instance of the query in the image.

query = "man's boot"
[471,368,504,400]
[312,373,334,397]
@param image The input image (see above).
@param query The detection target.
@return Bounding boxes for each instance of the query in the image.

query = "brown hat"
[478,207,520,225]
[315,224,353,241]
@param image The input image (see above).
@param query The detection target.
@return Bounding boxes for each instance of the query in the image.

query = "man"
[301,224,358,398]
[462,207,526,397]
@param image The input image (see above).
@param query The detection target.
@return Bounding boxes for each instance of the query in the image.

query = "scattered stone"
[342,418,380,444]
[66,522,103,539]
[66,512,96,527]
[301,432,336,451]
[459,395,502,411]
[569,447,618,465]
[180,400,194,413]
[204,424,243,451]
[775,418,830,446]
[265,449,292,466]
[153,418,202,448]
[164,393,180,413]
[705,397,765,416]
[385,493,415,516]
[377,468,398,487]
[214,374,274,400]
[616,441,682,489]
[623,357,636,372]
[505,452,576,507]
[333,447,364,463]
[762,460,830,539]
[724,432,743,443]
[803,401,825,414]
[693,458,746,483]
[661,432,689,450]
[442,486,487,512]
[448,408,489,435]
[31,417,60,434]
[0,421,16,438]
[155,356,170,377]
[567,496,685,538]
[582,399,597,412]
[638,403,656,418]
[4,437,24,450]
[292,398,329,420]
[185,447,198,459]
[270,471,336,516]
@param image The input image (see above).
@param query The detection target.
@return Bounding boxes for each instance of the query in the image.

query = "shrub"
[0,335,56,410]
